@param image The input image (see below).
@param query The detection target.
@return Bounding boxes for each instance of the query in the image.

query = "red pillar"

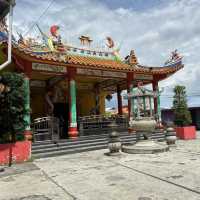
[68,68,78,138]
[127,72,133,119]
[117,85,123,115]
[152,79,158,118]
[95,84,100,115]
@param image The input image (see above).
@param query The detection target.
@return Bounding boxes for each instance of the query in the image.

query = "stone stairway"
[32,132,166,159]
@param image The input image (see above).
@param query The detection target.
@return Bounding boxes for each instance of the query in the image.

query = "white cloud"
[13,0,200,107]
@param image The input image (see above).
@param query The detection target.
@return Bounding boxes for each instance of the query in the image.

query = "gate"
[33,117,60,142]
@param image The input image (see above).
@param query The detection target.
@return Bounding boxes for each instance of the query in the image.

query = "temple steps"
[32,132,165,159]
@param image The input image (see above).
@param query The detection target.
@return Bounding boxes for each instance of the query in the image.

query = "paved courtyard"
[0,132,200,200]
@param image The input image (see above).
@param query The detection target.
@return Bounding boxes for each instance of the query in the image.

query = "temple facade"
[0,24,183,140]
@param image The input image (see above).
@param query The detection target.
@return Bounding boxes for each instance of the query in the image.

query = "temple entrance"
[53,103,68,139]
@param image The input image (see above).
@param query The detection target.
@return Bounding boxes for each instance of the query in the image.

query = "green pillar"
[157,91,161,121]
[70,79,77,127]
[136,97,140,118]
[143,96,146,116]
[68,69,78,138]
[149,96,153,117]
[23,77,31,131]
[131,98,135,117]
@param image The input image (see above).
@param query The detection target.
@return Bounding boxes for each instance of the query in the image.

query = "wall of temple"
[30,87,45,119]
[30,86,106,120]
[78,91,96,116]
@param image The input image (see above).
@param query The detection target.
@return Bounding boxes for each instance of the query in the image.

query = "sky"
[13,0,200,109]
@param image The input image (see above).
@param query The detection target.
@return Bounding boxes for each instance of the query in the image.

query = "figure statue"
[0,19,8,42]
[50,25,62,46]
[164,49,183,67]
[106,37,114,48]
[112,47,121,61]
[36,24,64,52]
[45,89,54,116]
[105,36,121,61]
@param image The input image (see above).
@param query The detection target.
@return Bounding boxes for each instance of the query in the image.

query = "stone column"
[117,85,122,115]
[68,68,78,138]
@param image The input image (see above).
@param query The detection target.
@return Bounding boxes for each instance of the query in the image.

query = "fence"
[78,115,128,135]
[33,117,60,142]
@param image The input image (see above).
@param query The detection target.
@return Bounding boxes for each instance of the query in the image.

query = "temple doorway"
[53,103,69,139]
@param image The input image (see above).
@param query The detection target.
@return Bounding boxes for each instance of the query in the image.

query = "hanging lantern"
[106,94,112,101]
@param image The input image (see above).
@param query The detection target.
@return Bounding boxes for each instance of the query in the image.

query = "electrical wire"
[23,0,55,37]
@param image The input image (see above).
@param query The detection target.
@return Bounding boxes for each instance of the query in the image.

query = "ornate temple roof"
[12,44,183,76]
[0,23,184,78]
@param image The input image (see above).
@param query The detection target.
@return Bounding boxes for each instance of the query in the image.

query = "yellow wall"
[30,86,106,119]
[77,91,95,116]
[31,88,45,119]
[99,91,106,114]
[77,90,106,116]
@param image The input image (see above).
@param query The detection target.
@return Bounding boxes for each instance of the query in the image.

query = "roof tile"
[12,45,183,75]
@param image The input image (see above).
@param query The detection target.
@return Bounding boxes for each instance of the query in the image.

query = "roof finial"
[79,35,93,46]
[129,50,138,65]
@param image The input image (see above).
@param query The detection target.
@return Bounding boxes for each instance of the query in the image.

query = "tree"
[172,85,192,126]
[0,72,26,143]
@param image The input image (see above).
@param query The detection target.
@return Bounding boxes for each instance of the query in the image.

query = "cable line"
[23,0,55,37]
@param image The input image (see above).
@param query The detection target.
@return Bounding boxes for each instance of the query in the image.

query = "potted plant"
[0,72,31,165]
[172,85,196,139]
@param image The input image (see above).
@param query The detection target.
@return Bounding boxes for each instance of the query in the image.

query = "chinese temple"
[0,22,184,140]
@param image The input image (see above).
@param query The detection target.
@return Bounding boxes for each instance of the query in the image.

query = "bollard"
[107,122,121,155]
[166,127,177,146]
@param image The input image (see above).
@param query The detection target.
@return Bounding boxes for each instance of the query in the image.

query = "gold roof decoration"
[79,35,93,46]
[124,50,138,66]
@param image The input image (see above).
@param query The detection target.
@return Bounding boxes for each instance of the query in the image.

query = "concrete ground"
[0,132,200,200]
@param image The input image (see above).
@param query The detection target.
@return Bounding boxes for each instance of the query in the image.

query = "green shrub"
[172,85,192,126]
[0,72,26,143]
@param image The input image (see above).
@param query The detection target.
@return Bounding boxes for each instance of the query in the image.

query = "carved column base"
[24,130,32,141]
[128,127,136,134]
[68,127,78,138]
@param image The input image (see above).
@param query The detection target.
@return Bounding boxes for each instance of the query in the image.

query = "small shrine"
[122,82,169,154]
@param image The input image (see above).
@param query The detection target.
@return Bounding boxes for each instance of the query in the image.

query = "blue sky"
[13,0,200,109]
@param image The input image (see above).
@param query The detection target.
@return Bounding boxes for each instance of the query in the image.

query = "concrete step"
[32,144,108,159]
[32,140,109,154]
[32,137,109,150]
[32,133,164,147]
[32,132,165,159]
[32,132,129,146]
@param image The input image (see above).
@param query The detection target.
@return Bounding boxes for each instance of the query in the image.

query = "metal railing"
[78,115,128,135]
[33,116,60,142]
